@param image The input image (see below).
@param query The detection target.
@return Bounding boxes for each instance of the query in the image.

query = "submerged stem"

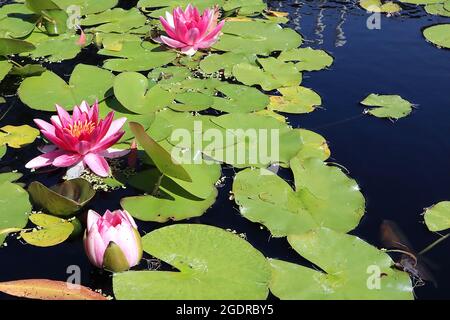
[419,233,450,255]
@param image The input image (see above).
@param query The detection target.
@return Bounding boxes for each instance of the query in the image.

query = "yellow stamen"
[64,120,96,138]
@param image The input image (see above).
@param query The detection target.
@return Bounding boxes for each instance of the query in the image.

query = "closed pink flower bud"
[159,4,225,56]
[84,210,143,272]
[25,101,129,177]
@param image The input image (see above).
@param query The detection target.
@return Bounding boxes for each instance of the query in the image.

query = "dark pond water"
[0,0,449,300]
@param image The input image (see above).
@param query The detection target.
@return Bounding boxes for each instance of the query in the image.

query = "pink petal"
[34,119,55,133]
[55,105,71,127]
[160,17,178,39]
[25,149,65,169]
[181,46,198,56]
[200,20,224,44]
[87,210,101,232]
[160,35,186,48]
[186,27,200,45]
[52,153,82,167]
[83,153,110,177]
[95,117,126,148]
[79,101,90,113]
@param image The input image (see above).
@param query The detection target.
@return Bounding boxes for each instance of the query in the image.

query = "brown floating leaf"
[0,279,108,300]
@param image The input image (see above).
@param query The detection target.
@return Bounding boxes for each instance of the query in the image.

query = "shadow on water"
[0,0,449,299]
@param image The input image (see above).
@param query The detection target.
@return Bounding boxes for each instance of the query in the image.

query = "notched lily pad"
[20,213,74,247]
[0,125,39,148]
[269,227,414,300]
[360,94,413,120]
[269,86,321,114]
[424,201,450,232]
[423,24,450,49]
[113,224,271,300]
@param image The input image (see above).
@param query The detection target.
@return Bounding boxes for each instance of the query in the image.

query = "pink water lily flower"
[25,101,128,177]
[84,209,143,272]
[159,4,225,56]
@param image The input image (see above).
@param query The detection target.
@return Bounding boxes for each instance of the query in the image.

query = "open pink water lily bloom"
[25,101,129,177]
[84,209,143,272]
[159,4,225,56]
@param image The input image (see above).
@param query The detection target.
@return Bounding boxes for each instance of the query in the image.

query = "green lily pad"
[360,94,413,119]
[139,0,225,18]
[233,58,302,91]
[269,227,414,300]
[213,84,269,113]
[148,66,193,86]
[278,47,333,72]
[0,181,31,245]
[398,0,442,4]
[0,125,39,148]
[0,145,6,159]
[122,169,218,222]
[0,4,37,38]
[18,64,115,111]
[53,0,118,15]
[269,86,321,114]
[233,157,365,237]
[23,31,83,62]
[0,38,35,56]
[425,3,450,17]
[129,122,191,182]
[423,24,450,49]
[21,213,74,247]
[28,179,96,217]
[0,60,12,83]
[200,52,257,77]
[80,8,146,33]
[359,0,402,13]
[207,113,303,167]
[0,172,23,184]
[214,21,302,55]
[223,0,267,15]
[171,92,214,112]
[99,41,177,72]
[293,129,330,162]
[114,72,174,114]
[113,224,271,300]
[424,201,450,232]
[95,33,142,51]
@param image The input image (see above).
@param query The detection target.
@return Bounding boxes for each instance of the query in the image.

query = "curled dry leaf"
[0,279,108,300]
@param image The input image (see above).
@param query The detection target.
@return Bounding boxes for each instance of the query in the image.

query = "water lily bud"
[84,210,142,272]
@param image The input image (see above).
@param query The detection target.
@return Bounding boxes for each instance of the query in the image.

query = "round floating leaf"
[360,94,413,119]
[212,84,269,113]
[269,86,321,114]
[398,0,442,4]
[233,158,364,237]
[0,172,23,184]
[208,113,303,167]
[28,179,96,217]
[18,64,115,111]
[199,52,257,77]
[113,224,271,300]
[278,47,333,72]
[23,32,83,62]
[129,122,191,182]
[293,129,330,162]
[423,24,450,49]
[425,4,450,17]
[424,201,450,232]
[0,182,31,245]
[53,0,118,15]
[214,21,302,55]
[0,4,37,38]
[139,0,225,18]
[269,228,414,300]
[223,0,267,15]
[233,58,302,91]
[99,41,177,72]
[20,214,74,247]
[0,125,39,148]
[80,8,146,33]
[114,72,174,114]
[0,60,12,83]
[0,279,107,300]
[0,38,35,56]
[359,0,402,13]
